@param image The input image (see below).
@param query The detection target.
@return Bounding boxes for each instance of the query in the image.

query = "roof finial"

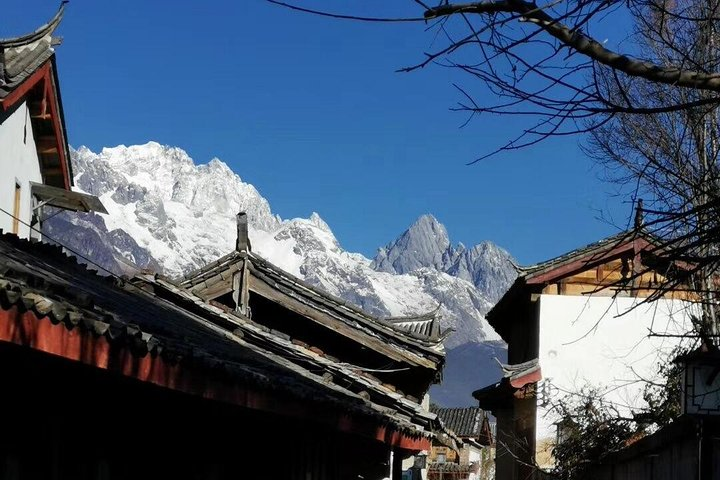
[634,198,644,229]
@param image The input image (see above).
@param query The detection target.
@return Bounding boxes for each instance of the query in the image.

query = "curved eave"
[0,2,67,48]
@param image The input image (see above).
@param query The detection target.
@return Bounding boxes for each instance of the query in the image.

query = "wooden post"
[234,212,251,315]
[232,260,250,316]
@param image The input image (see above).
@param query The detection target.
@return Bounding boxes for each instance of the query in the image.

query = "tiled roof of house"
[0,3,65,99]
[384,305,449,341]
[430,406,485,438]
[181,249,449,354]
[518,230,638,280]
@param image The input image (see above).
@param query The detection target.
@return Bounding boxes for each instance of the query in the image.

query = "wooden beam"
[231,259,250,316]
[0,63,49,111]
[36,136,58,153]
[40,167,63,176]
[192,274,233,301]
[241,259,250,314]
[44,65,71,189]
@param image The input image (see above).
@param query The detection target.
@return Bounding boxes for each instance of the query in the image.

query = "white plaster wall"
[467,446,482,480]
[536,294,696,443]
[0,101,41,239]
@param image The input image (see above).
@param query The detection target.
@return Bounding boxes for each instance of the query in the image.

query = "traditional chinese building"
[0,211,452,478]
[0,3,104,239]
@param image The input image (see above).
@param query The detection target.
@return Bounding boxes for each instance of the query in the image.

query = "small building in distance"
[426,406,494,480]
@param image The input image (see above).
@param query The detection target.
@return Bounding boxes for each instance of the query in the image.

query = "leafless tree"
[270,0,720,158]
[583,0,720,336]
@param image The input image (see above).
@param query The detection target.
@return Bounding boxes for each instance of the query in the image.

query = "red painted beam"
[0,63,50,111]
[44,66,71,189]
[0,61,71,189]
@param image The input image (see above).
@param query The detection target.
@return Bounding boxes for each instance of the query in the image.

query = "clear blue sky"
[3,0,634,265]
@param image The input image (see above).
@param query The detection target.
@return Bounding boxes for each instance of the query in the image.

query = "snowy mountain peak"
[309,212,332,233]
[372,214,517,304]
[372,214,452,275]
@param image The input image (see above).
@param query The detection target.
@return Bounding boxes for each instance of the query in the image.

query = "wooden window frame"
[12,181,21,234]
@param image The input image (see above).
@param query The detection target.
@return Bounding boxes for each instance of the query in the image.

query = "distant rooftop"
[430,406,485,438]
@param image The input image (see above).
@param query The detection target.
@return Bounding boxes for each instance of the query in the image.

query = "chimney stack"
[236,212,250,253]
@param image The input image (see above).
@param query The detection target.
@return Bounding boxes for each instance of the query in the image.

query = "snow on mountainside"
[45,142,517,349]
[373,214,518,304]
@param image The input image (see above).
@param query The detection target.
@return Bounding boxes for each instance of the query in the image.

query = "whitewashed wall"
[467,445,482,480]
[536,294,696,444]
[0,101,42,239]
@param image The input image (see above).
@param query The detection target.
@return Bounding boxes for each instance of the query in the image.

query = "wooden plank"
[526,241,651,285]
[193,274,232,301]
[230,259,251,316]
[240,259,249,314]
[572,269,598,280]
[12,183,20,234]
[232,270,241,313]
[36,136,58,154]
[249,272,436,369]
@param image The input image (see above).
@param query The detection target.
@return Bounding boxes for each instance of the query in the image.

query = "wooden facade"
[427,407,494,480]
[0,341,401,480]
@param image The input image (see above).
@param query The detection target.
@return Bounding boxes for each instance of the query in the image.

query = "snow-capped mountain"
[373,214,518,304]
[46,142,516,352]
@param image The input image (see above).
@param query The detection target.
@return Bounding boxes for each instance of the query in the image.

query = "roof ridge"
[517,228,660,277]
[0,2,67,48]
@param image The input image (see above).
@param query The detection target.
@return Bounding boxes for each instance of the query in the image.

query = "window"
[12,182,20,234]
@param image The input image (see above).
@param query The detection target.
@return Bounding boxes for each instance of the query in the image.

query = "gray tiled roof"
[182,250,449,350]
[0,3,66,99]
[431,406,485,438]
[384,304,449,341]
[519,230,636,279]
